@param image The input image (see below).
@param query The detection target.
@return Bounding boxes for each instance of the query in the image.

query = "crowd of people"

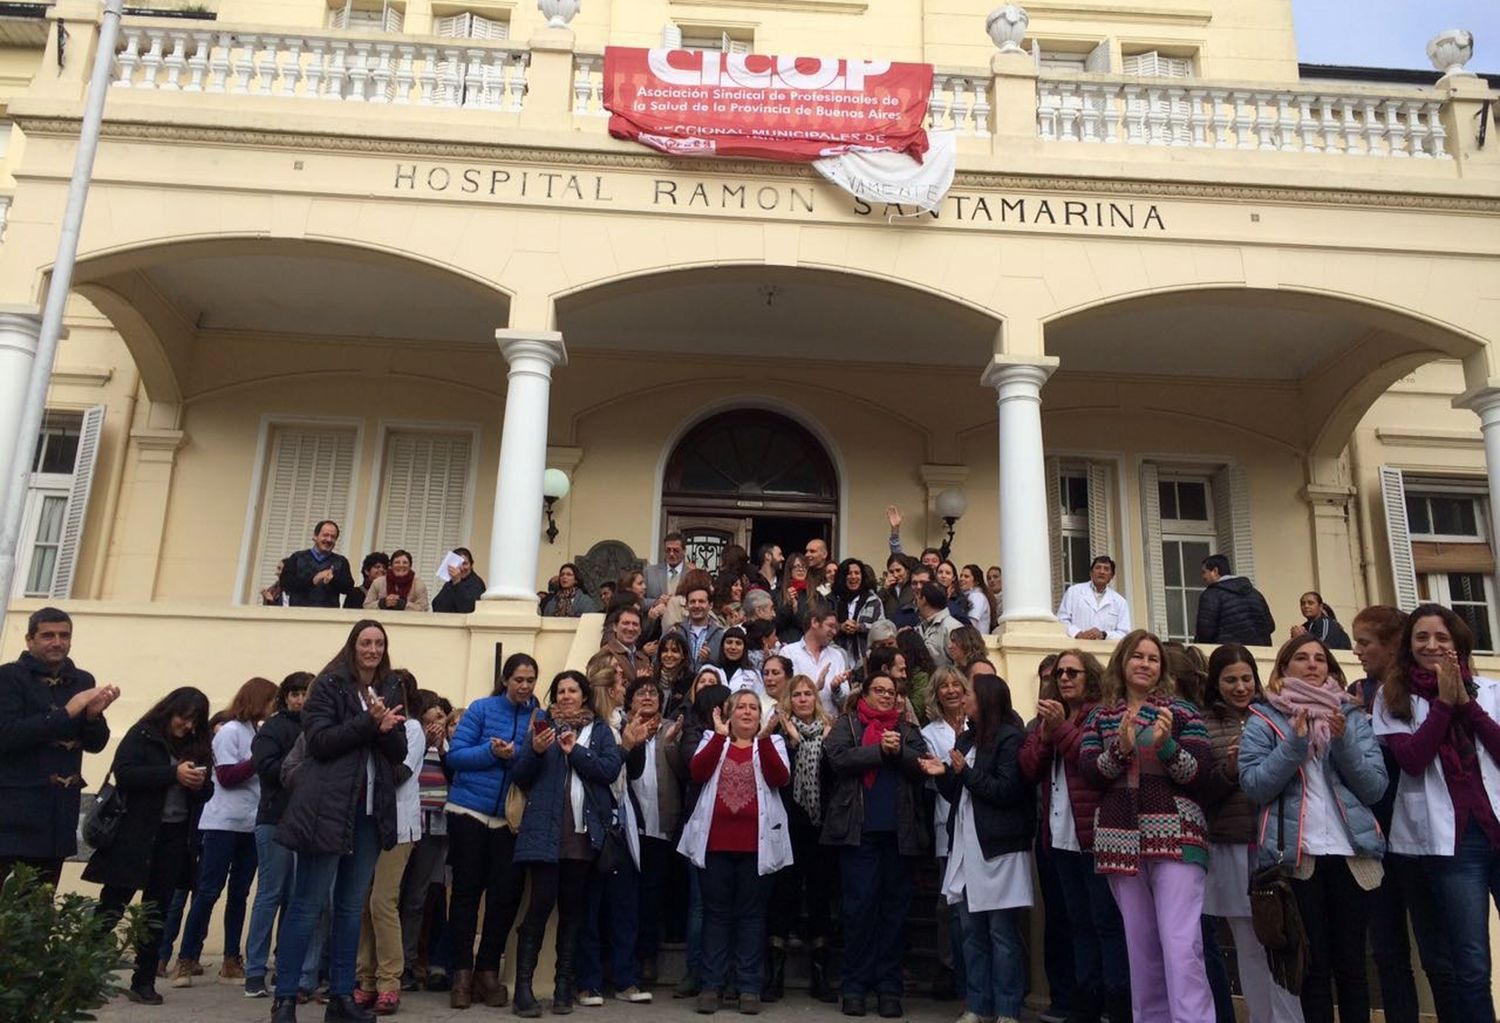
[2,517,1490,1023]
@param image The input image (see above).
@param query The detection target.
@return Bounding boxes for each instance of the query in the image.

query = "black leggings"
[769,802,834,943]
[518,858,593,980]
[95,821,192,990]
[445,814,525,971]
[1293,855,1373,1023]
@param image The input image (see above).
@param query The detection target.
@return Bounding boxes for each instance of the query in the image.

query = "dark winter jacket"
[1199,706,1258,844]
[275,669,408,855]
[81,723,212,890]
[445,692,540,818]
[936,723,1035,860]
[251,709,302,827]
[509,715,622,864]
[279,548,356,608]
[432,572,486,614]
[1018,700,1102,851]
[1194,576,1275,647]
[1303,615,1352,650]
[820,711,932,856]
[0,653,110,860]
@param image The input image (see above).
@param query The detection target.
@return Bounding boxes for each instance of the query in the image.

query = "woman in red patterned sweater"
[1079,629,1214,1023]
[678,689,792,1015]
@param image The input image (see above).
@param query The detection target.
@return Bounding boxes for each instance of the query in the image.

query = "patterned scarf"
[856,698,901,789]
[1266,676,1356,760]
[554,588,577,616]
[790,717,825,823]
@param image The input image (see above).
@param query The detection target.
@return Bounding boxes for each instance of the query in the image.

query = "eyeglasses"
[1052,668,1084,681]
[867,687,897,697]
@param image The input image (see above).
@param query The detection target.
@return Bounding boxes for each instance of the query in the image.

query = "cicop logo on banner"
[603,47,934,163]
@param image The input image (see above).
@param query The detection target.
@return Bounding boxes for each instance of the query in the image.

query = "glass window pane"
[1067,535,1091,584]
[1178,481,1209,522]
[1158,480,1178,521]
[1185,541,1213,572]
[34,495,66,543]
[25,545,57,595]
[1405,495,1431,535]
[1186,588,1203,634]
[1431,497,1473,536]
[1450,572,1486,603]
[1162,541,1182,586]
[1166,592,1186,639]
[1063,477,1089,515]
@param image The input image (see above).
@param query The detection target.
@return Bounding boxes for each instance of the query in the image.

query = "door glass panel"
[24,495,67,596]
[1448,572,1495,652]
[682,529,732,576]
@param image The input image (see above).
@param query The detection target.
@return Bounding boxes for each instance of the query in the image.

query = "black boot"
[808,942,837,1004]
[323,994,376,1023]
[513,933,543,1019]
[272,997,299,1023]
[763,942,785,1003]
[1066,986,1104,1023]
[1104,988,1132,1023]
[551,943,577,1015]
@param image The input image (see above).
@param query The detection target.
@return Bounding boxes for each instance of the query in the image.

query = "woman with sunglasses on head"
[822,671,932,1019]
[1019,649,1125,1023]
[1240,634,1386,1023]
[1372,603,1500,1023]
[1079,629,1214,1023]
[1199,646,1304,1023]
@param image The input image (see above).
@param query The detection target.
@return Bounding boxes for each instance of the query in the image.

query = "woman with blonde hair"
[921,666,971,1004]
[1079,629,1213,1023]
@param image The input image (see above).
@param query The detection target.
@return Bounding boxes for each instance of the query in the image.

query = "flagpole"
[0,0,126,632]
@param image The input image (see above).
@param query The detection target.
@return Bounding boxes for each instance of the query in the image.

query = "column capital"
[1455,383,1500,421]
[496,329,568,369]
[0,306,43,358]
[981,354,1058,393]
[129,427,186,465]
[1299,482,1355,510]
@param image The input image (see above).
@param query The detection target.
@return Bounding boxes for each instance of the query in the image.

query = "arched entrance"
[662,409,838,575]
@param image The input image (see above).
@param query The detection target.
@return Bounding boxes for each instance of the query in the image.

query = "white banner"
[813,130,956,214]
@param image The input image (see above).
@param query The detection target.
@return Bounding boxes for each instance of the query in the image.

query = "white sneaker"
[578,991,605,1007]
[953,1013,982,1023]
[615,987,653,1003]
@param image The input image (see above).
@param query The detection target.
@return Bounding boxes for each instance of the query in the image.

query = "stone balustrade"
[1038,76,1450,158]
[571,53,607,117]
[111,21,530,111]
[930,71,992,137]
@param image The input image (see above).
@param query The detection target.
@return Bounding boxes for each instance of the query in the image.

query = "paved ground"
[92,975,1045,1023]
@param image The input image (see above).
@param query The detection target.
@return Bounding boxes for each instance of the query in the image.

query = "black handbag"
[82,769,126,851]
[595,821,629,875]
[1247,795,1308,995]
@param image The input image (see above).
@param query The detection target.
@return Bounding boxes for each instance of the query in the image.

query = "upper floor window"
[328,0,406,33]
[1033,40,1110,73]
[16,406,105,600]
[1121,50,1194,78]
[662,24,753,54]
[433,10,510,39]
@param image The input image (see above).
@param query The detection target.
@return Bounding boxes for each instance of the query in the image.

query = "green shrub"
[0,866,142,1023]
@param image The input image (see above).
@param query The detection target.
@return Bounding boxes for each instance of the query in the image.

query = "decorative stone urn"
[986,4,1028,53]
[538,0,580,29]
[1427,29,1475,76]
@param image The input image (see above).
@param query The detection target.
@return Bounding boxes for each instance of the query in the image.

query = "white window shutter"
[383,3,405,33]
[470,14,509,40]
[1211,464,1256,581]
[1085,39,1111,73]
[1045,456,1064,609]
[433,13,464,36]
[725,35,751,55]
[376,432,472,579]
[1030,38,1040,70]
[1161,55,1193,78]
[1123,51,1157,77]
[1380,466,1421,611]
[252,427,357,602]
[1141,462,1168,635]
[662,23,683,48]
[50,404,105,599]
[329,3,351,29]
[1087,460,1112,559]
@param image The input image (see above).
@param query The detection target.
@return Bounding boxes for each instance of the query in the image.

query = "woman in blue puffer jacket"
[442,653,540,1010]
[1239,634,1387,1023]
[507,670,622,1017]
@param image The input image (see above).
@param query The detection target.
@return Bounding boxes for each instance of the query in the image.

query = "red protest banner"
[603,47,932,163]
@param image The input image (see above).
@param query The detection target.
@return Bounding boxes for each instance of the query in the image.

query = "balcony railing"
[929,71,992,137]
[111,22,530,111]
[1037,76,1450,158]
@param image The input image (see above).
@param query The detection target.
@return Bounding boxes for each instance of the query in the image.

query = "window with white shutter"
[433,11,510,39]
[373,430,474,580]
[249,425,358,603]
[328,1,406,32]
[669,26,753,54]
[1121,50,1193,78]
[1383,468,1497,647]
[14,407,104,599]
[1142,465,1224,641]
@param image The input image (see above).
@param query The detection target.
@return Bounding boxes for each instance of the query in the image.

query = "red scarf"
[855,697,902,789]
[1409,666,1481,784]
[386,570,414,600]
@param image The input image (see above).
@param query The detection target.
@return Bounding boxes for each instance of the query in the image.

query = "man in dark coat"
[1193,553,1276,646]
[278,519,357,608]
[0,606,118,885]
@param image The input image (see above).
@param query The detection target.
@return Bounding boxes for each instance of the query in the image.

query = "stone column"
[982,355,1058,622]
[483,329,567,603]
[1460,387,1500,563]
[1300,477,1361,617]
[0,307,43,501]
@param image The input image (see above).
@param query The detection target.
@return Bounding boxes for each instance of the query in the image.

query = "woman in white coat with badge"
[678,689,792,1016]
[1372,603,1500,1023]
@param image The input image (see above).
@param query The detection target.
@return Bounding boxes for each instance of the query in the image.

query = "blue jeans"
[686,866,704,978]
[179,829,258,960]
[273,813,381,999]
[158,887,189,962]
[958,903,1025,1019]
[1425,824,1500,1023]
[699,853,772,997]
[578,854,641,991]
[245,825,295,981]
[1050,848,1129,996]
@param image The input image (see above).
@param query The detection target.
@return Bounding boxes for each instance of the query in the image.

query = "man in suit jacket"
[644,531,689,600]
[601,605,654,682]
[666,582,725,672]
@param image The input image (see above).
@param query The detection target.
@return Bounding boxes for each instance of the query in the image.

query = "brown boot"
[451,969,474,1010]
[475,969,509,1008]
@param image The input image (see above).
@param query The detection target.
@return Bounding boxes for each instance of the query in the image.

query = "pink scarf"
[1267,676,1355,760]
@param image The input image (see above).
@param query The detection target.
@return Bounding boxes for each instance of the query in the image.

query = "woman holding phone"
[269,620,410,1023]
[88,687,214,1006]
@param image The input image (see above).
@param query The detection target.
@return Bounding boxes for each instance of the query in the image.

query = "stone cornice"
[14,115,1500,215]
